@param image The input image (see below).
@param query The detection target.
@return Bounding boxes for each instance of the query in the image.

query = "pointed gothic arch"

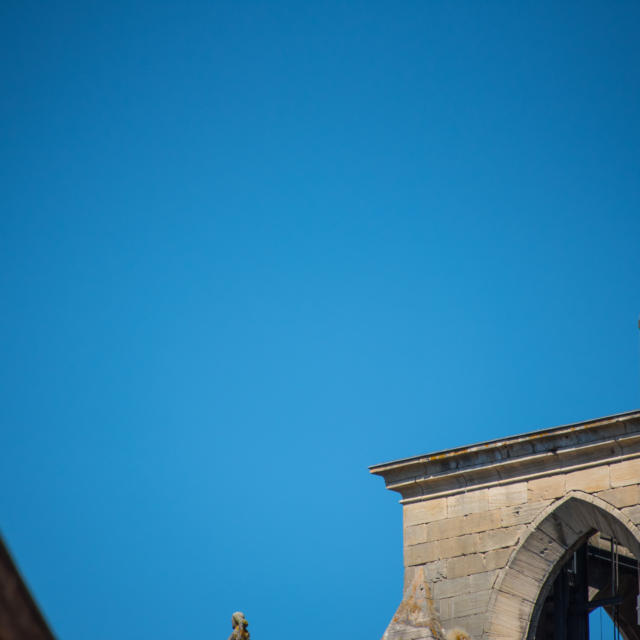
[485,491,640,639]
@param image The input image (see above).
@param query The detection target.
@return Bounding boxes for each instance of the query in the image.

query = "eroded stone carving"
[381,567,445,640]
[445,630,471,640]
[228,611,250,640]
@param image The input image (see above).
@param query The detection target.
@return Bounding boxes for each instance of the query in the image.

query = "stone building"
[371,410,640,640]
[0,535,54,640]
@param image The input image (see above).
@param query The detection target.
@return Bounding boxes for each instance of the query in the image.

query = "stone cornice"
[369,410,640,504]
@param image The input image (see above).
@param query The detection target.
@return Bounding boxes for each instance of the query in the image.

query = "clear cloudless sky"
[1,2,639,639]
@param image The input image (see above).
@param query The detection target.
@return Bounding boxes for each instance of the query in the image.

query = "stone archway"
[485,492,640,639]
[371,410,640,640]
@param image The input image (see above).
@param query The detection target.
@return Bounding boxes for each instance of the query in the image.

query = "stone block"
[405,540,440,566]
[404,498,447,527]
[501,500,552,527]
[437,533,479,558]
[442,613,485,640]
[596,484,640,509]
[527,475,566,501]
[436,526,520,559]
[477,526,521,552]
[508,530,565,583]
[438,596,453,620]
[426,507,508,542]
[499,568,542,604]
[484,547,512,571]
[565,466,610,493]
[538,511,582,549]
[405,524,427,546]
[425,516,455,541]
[447,489,488,517]
[610,458,640,488]
[433,570,498,601]
[490,590,532,624]
[444,551,506,578]
[422,559,447,583]
[450,589,492,618]
[487,592,532,639]
[433,574,471,601]
[447,553,485,579]
[488,482,527,509]
[621,505,640,525]
[462,510,502,535]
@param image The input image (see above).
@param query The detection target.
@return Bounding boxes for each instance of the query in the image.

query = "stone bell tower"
[370,410,640,640]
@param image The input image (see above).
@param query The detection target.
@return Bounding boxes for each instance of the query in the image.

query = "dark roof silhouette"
[0,534,54,640]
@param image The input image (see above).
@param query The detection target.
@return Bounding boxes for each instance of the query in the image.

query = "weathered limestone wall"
[402,458,640,638]
[371,411,640,640]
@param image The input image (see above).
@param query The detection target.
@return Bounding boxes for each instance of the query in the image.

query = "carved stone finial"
[228,611,250,640]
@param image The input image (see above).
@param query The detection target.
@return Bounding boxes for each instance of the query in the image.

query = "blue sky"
[1,2,638,639]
